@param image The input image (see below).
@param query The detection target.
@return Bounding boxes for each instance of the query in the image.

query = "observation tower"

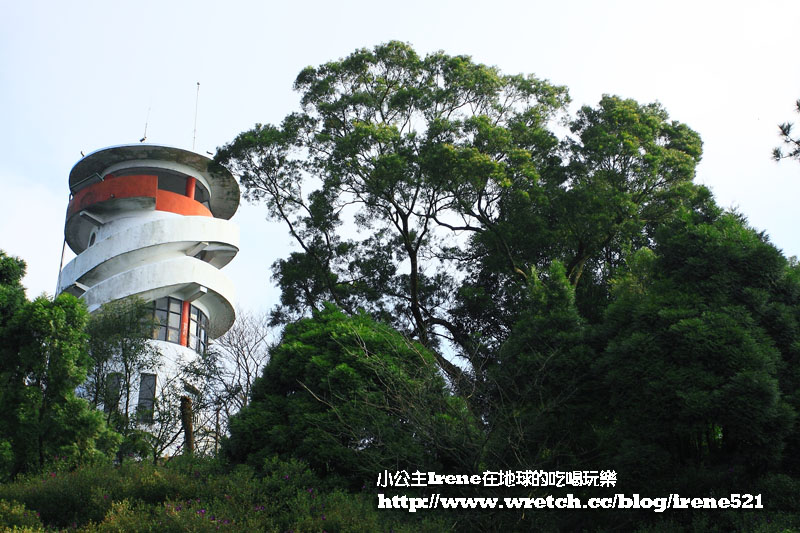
[57,144,240,415]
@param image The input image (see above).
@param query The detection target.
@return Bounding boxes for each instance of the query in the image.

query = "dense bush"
[225,304,481,487]
[0,499,44,530]
[0,457,449,532]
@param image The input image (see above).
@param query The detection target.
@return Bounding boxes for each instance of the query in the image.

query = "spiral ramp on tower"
[57,144,240,421]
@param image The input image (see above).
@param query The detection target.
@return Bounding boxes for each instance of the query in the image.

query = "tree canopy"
[216,42,704,399]
[0,251,119,478]
[218,42,800,530]
[599,205,798,492]
[216,42,571,384]
[224,304,479,487]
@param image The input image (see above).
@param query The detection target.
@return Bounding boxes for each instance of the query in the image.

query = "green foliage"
[85,297,159,414]
[0,458,796,532]
[213,44,800,531]
[599,208,798,491]
[0,251,26,288]
[0,458,449,532]
[225,304,480,486]
[563,95,702,286]
[487,262,596,469]
[0,250,119,479]
[216,41,572,387]
[0,500,43,530]
[84,298,197,465]
[774,98,800,162]
[216,44,709,423]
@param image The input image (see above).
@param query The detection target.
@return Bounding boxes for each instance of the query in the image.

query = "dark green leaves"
[600,210,797,489]
[774,98,800,162]
[0,254,119,477]
[225,304,479,485]
[217,42,571,383]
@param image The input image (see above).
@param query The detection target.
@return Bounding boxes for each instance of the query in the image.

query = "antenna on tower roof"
[192,82,200,151]
[141,106,150,143]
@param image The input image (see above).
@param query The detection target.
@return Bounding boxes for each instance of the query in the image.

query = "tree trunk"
[180,396,194,457]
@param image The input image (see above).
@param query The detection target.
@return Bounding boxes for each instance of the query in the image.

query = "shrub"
[0,457,451,532]
[0,500,44,530]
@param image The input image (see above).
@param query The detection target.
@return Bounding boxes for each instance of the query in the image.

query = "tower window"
[115,167,190,195]
[194,181,211,209]
[105,372,122,413]
[151,297,182,343]
[188,304,209,355]
[150,297,209,355]
[156,170,188,195]
[137,373,156,423]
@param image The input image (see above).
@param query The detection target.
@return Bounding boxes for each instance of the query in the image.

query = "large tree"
[0,251,119,477]
[213,44,800,529]
[217,44,704,398]
[224,304,480,486]
[215,41,571,387]
[485,261,596,471]
[598,201,798,492]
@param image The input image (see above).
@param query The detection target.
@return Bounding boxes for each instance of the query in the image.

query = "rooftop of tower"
[69,144,240,220]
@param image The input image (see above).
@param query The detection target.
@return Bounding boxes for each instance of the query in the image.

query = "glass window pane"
[157,171,188,194]
[194,182,210,204]
[137,373,157,423]
[156,297,168,310]
[105,373,122,413]
[168,312,180,329]
[167,328,180,343]
[155,309,167,325]
[169,298,182,314]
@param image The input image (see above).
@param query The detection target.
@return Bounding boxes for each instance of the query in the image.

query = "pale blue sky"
[2,0,799,312]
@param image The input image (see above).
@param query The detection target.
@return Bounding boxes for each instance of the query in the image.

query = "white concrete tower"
[57,144,240,414]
